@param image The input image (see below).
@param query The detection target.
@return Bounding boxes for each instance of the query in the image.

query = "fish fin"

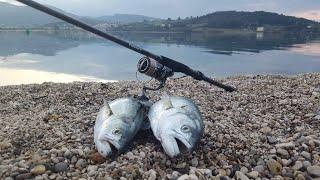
[103,98,113,116]
[161,92,171,100]
[161,92,173,110]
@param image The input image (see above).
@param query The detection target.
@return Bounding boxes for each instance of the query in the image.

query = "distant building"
[256,27,264,32]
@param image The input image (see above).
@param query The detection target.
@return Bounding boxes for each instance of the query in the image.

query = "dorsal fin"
[103,98,113,116]
[161,92,171,100]
[161,94,173,110]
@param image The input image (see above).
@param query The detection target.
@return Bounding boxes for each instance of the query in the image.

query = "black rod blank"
[15,0,236,92]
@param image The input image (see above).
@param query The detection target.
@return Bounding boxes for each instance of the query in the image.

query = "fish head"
[159,110,203,158]
[97,116,132,156]
[95,100,137,157]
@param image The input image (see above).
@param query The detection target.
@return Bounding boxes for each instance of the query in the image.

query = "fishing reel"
[136,57,174,101]
[137,56,174,91]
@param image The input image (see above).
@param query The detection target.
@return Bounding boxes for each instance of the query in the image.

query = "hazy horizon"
[0,0,319,21]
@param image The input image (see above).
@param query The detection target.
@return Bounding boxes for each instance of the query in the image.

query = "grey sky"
[2,0,320,20]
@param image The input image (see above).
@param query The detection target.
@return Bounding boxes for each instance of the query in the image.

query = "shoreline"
[0,73,319,179]
[0,72,318,87]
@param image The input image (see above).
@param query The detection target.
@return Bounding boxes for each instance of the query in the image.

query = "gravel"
[0,73,319,179]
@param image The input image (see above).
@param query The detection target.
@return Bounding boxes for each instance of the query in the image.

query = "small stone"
[295,174,306,180]
[30,165,46,175]
[0,142,12,150]
[176,162,186,169]
[51,157,59,164]
[167,171,180,179]
[300,151,311,160]
[315,115,320,120]
[71,156,78,164]
[307,166,320,177]
[253,165,264,173]
[177,174,189,180]
[305,113,315,117]
[15,173,33,180]
[148,169,157,180]
[270,148,277,154]
[4,177,14,180]
[281,159,292,166]
[198,169,212,177]
[188,174,198,180]
[87,165,98,177]
[292,161,303,170]
[279,99,288,105]
[64,150,73,159]
[217,169,227,176]
[247,171,259,178]
[275,142,295,149]
[75,159,87,169]
[54,162,68,173]
[191,158,199,167]
[139,152,146,158]
[49,174,56,180]
[235,171,250,180]
[277,148,289,158]
[77,149,85,157]
[267,136,277,144]
[267,159,282,175]
[260,127,271,134]
[88,152,106,164]
[240,167,248,174]
[126,152,134,160]
[303,161,312,169]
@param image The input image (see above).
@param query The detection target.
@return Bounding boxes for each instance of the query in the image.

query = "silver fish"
[148,96,204,157]
[94,97,146,157]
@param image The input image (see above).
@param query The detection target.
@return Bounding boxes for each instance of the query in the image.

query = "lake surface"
[0,30,320,86]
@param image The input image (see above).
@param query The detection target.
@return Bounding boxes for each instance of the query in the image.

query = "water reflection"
[0,31,81,56]
[289,41,320,57]
[0,30,319,86]
[0,67,113,86]
[1,30,319,57]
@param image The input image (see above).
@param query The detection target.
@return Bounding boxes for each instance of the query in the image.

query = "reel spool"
[136,57,174,100]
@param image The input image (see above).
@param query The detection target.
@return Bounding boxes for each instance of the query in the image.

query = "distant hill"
[114,11,320,32]
[186,11,319,29]
[96,14,160,24]
[0,2,60,27]
[0,2,159,28]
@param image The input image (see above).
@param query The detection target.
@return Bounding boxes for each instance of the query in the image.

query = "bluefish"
[94,97,146,157]
[148,96,204,157]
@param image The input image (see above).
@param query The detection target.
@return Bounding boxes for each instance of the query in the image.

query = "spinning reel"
[136,57,175,100]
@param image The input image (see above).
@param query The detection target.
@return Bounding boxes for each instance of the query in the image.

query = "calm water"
[0,30,320,86]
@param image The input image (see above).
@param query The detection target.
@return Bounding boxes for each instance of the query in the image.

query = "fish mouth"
[108,141,119,153]
[161,135,192,158]
[97,140,120,157]
[175,137,189,154]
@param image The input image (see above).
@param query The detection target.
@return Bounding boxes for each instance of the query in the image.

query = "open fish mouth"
[175,137,189,154]
[98,140,120,157]
[108,141,119,153]
[161,135,192,158]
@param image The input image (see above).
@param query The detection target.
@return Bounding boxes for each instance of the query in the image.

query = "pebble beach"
[0,73,319,180]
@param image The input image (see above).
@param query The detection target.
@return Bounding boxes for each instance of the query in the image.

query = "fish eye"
[181,125,191,133]
[112,129,122,135]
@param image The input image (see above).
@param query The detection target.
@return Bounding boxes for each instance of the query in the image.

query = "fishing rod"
[15,0,236,92]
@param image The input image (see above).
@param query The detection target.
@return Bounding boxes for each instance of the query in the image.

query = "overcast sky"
[1,0,320,21]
